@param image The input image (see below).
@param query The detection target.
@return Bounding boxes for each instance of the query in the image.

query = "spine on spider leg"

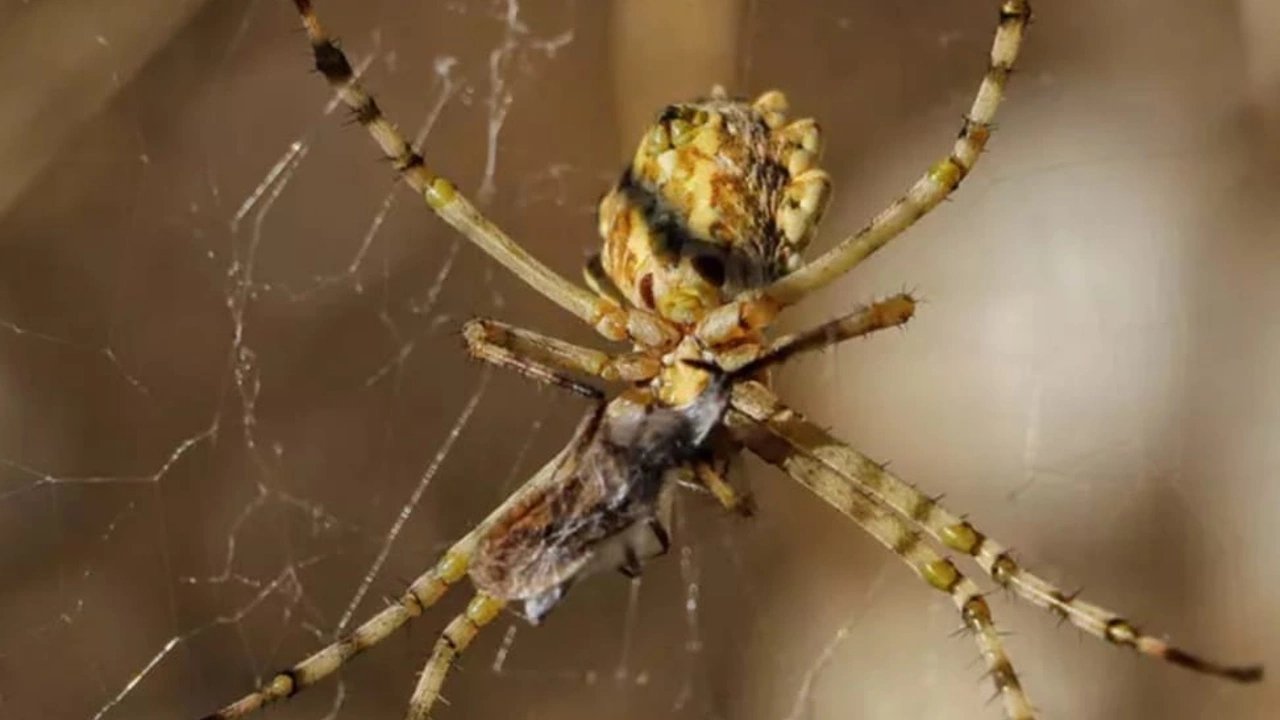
[903,547,1036,720]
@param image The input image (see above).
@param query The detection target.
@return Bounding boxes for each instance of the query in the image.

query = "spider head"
[597,89,831,326]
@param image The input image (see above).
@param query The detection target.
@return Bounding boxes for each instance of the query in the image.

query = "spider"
[201,2,1263,718]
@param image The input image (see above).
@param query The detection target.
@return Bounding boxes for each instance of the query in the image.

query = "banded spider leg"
[724,381,1264,704]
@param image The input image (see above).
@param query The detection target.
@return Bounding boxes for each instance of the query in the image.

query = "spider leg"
[289,1,678,347]
[724,387,1036,720]
[743,293,916,372]
[196,449,572,719]
[764,0,1030,305]
[693,460,754,517]
[690,292,915,381]
[198,548,471,720]
[695,288,916,363]
[463,318,660,385]
[404,593,506,720]
[694,1,1031,347]
[728,380,1264,685]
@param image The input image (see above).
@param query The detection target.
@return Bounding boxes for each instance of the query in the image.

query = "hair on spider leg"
[340,99,382,128]
[988,554,1024,602]
[387,575,426,606]
[874,456,894,471]
[984,678,1027,710]
[897,283,926,306]
[955,112,1005,137]
[947,647,1028,705]
[1046,588,1084,626]
[308,39,356,83]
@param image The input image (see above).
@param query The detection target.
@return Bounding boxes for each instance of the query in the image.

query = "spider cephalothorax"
[597,90,830,326]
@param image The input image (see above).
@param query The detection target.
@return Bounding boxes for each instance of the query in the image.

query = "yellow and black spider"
[200,2,1262,719]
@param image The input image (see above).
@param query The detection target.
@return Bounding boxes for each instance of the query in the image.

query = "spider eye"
[690,254,726,287]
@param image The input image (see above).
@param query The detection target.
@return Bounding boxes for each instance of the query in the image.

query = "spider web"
[2,1,1278,719]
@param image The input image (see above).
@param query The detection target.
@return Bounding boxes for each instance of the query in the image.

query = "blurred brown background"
[1,1,1276,719]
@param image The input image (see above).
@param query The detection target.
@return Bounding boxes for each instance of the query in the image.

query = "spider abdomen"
[597,89,831,325]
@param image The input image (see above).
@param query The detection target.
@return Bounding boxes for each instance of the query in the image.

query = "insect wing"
[469,456,598,599]
[469,402,669,622]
